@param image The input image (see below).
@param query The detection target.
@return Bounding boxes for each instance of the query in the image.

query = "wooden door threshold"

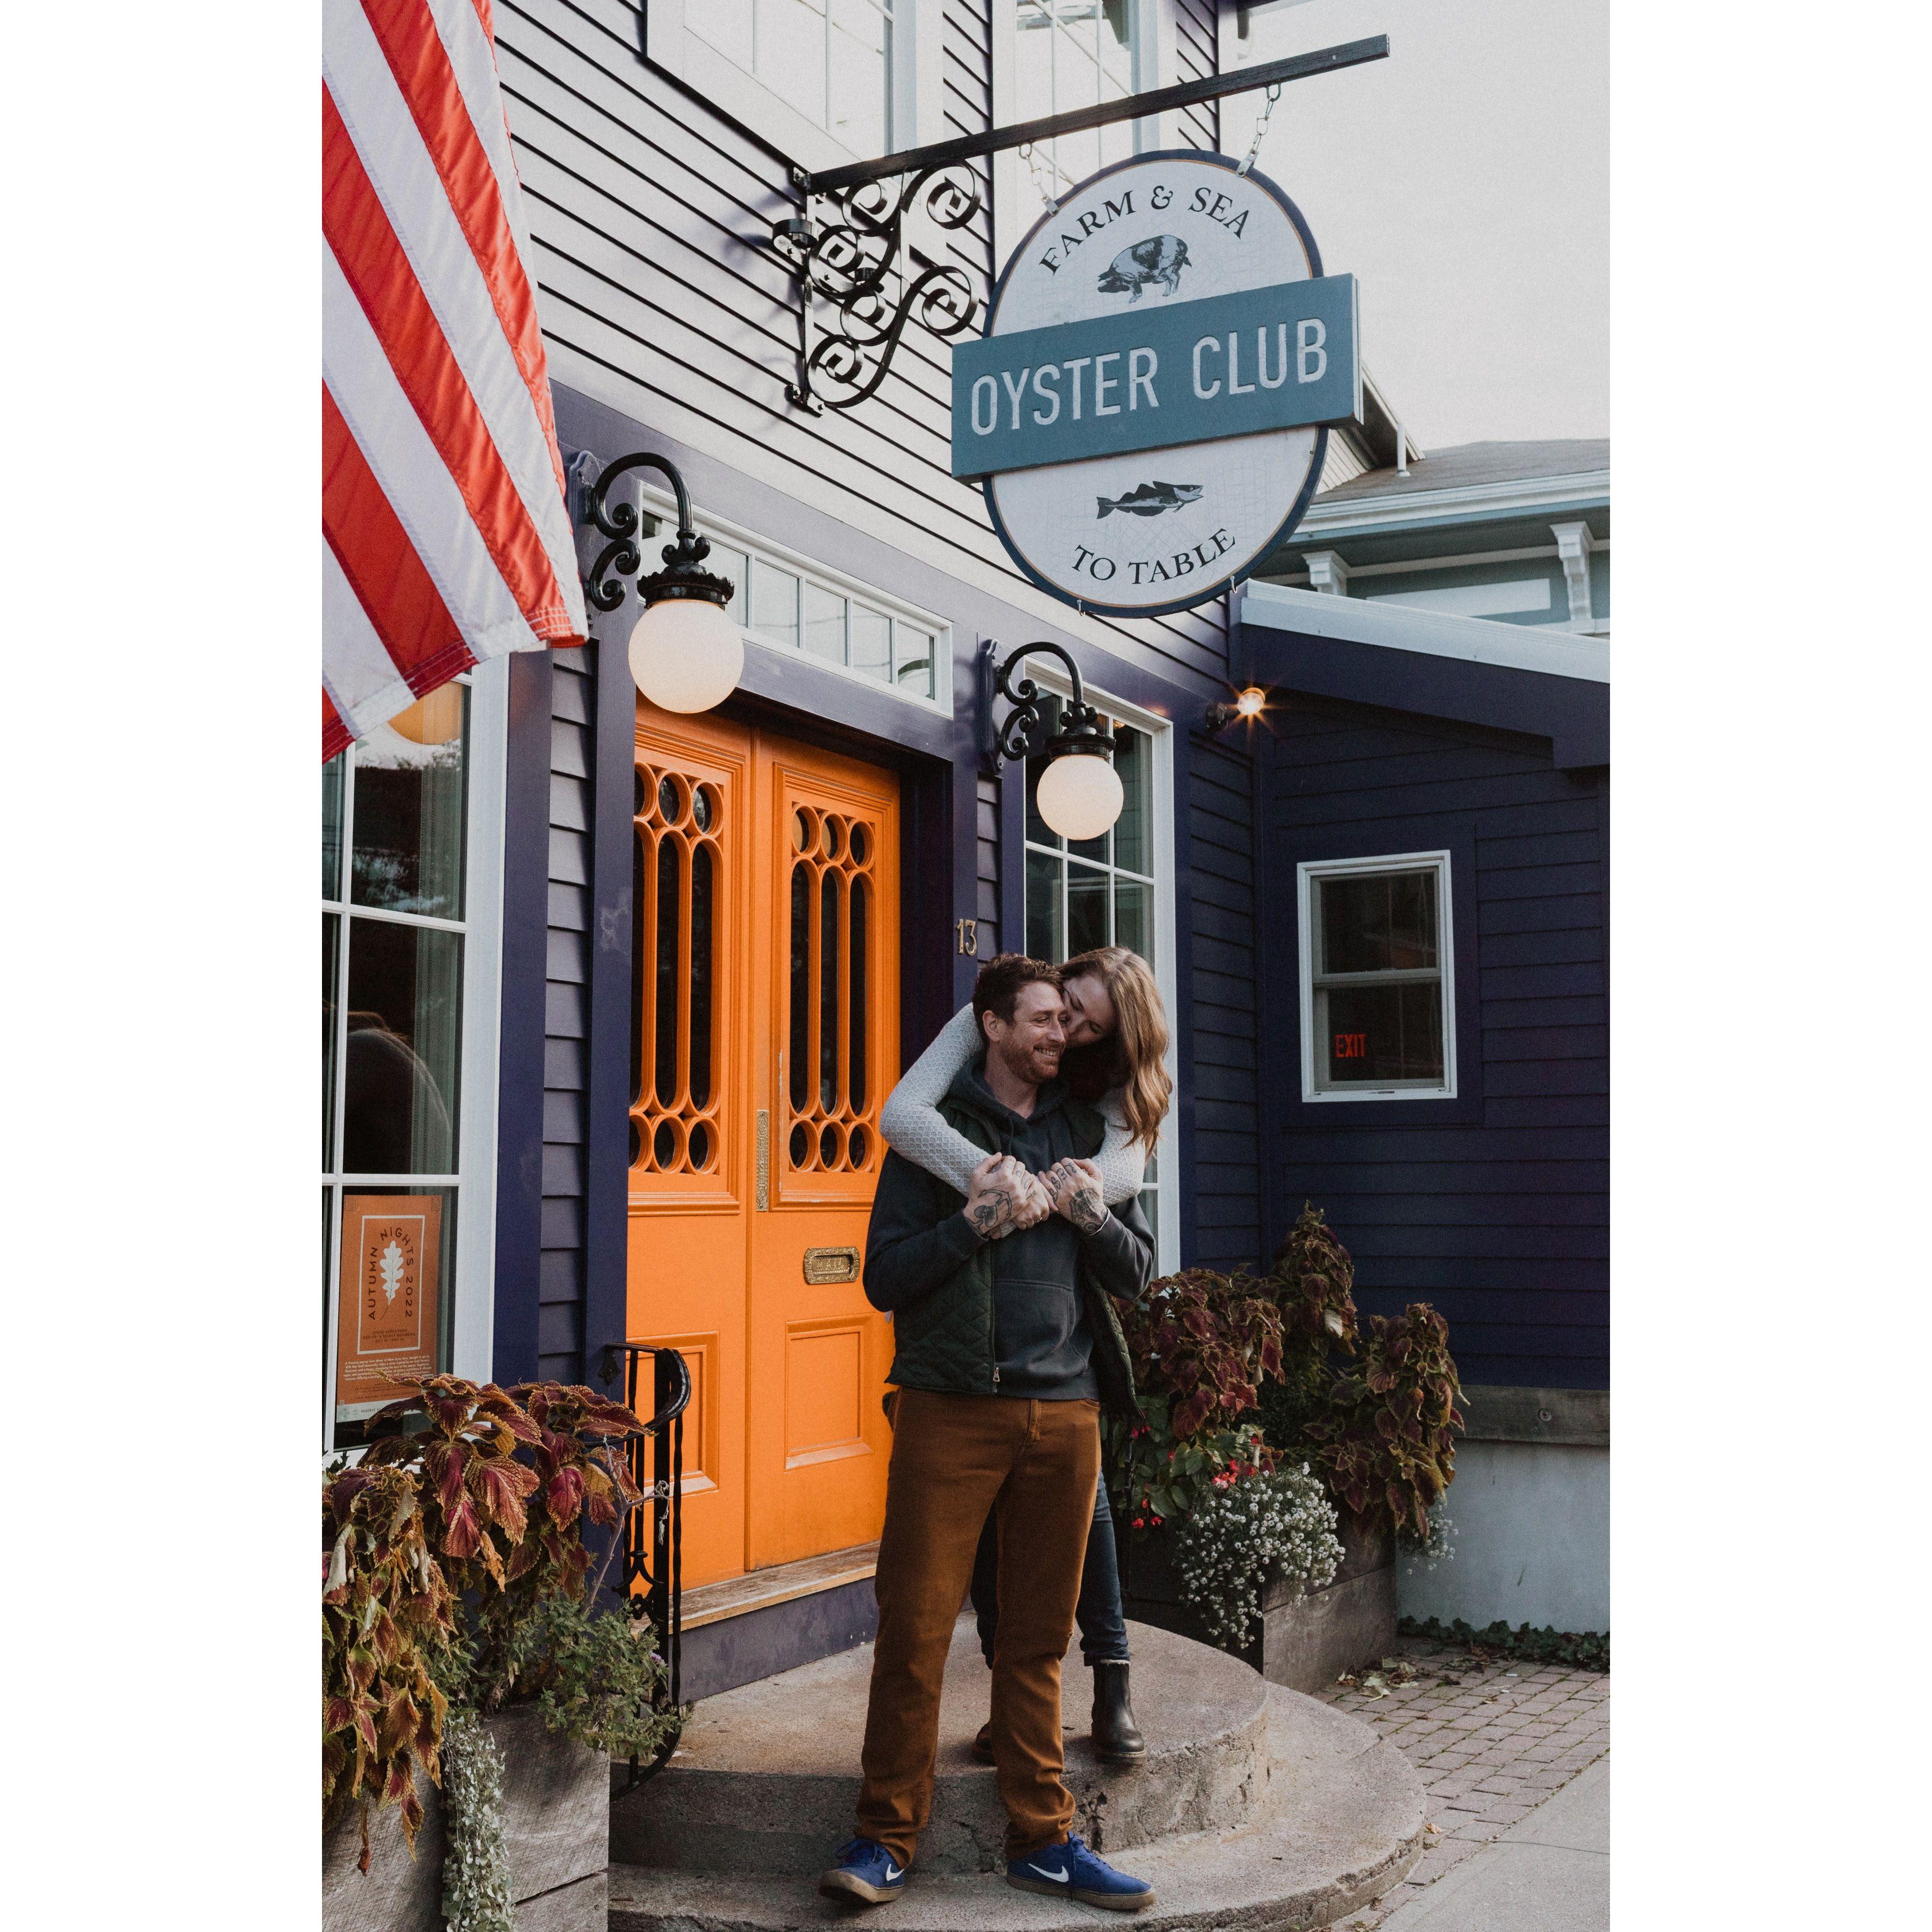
[682,1542,881,1631]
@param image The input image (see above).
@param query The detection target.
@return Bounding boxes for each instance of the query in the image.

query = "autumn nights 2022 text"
[1068,527,1236,588]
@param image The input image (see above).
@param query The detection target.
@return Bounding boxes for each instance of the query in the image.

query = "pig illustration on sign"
[1096,234,1190,303]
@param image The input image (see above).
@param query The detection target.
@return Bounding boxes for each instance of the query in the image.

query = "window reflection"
[323,752,346,899]
[343,919,463,1174]
[350,689,469,919]
[323,913,340,1165]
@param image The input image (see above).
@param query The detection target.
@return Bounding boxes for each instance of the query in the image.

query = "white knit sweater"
[877,1002,1147,1205]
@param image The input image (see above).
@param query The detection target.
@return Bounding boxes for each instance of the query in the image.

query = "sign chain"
[1018,140,1063,216]
[1235,83,1283,178]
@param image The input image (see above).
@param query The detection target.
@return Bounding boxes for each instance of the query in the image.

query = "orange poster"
[335,1194,443,1412]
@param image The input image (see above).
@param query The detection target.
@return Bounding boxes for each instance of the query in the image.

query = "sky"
[1225,0,1608,451]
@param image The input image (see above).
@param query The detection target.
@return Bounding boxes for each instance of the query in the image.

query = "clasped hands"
[963,1153,1108,1241]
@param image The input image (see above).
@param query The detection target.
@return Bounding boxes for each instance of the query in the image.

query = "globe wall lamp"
[979,640,1123,842]
[577,451,743,714]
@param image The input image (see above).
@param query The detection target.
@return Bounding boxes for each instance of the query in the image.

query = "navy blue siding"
[537,646,595,1384]
[1186,731,1262,1273]
[1267,701,1608,1391]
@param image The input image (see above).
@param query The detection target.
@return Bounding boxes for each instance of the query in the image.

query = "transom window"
[1298,852,1457,1101]
[1023,694,1165,1250]
[323,685,471,1450]
[632,493,949,711]
[1014,1,1140,225]
[692,1,897,157]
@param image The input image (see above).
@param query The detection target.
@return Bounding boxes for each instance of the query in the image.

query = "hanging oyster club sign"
[953,152,1359,618]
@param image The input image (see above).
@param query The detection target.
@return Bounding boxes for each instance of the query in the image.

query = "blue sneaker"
[1007,1834,1156,1912]
[818,1837,908,1906]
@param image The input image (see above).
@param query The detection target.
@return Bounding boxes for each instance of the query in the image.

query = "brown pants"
[855,1389,1101,1867]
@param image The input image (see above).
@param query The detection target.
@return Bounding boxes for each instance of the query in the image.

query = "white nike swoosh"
[883,1863,902,1882]
[1026,1864,1071,1883]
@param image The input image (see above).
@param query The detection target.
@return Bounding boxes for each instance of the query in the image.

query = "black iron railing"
[598,1342,691,1795]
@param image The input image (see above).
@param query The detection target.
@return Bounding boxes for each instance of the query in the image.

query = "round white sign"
[981,152,1329,619]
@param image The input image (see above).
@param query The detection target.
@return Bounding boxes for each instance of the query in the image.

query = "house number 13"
[955,918,978,956]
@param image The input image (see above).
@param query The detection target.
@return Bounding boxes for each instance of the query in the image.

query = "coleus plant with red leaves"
[322,1460,453,1858]
[1107,1207,1462,1543]
[323,1375,648,1858]
[1301,1304,1462,1539]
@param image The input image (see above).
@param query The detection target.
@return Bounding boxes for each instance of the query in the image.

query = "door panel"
[627,704,898,1585]
[747,736,899,1568]
[626,709,751,1588]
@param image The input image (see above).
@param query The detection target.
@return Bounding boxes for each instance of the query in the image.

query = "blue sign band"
[952,273,1359,479]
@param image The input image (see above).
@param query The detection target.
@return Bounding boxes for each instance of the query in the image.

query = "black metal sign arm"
[768,35,1389,418]
[806,38,1389,197]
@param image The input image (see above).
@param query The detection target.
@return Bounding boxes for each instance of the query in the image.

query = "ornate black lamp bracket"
[979,640,1115,777]
[574,449,735,620]
[770,164,982,415]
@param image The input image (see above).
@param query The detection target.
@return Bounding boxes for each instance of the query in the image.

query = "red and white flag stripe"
[323,0,584,760]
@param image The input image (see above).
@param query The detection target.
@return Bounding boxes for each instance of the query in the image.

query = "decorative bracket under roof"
[763,36,1389,418]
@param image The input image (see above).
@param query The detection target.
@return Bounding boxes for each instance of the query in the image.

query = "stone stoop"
[605,1618,1425,1931]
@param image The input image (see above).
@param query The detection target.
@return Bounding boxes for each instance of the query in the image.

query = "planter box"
[322,1707,608,1931]
[1116,1507,1395,1693]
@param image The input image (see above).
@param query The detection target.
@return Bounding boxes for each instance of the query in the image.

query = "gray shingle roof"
[1319,438,1609,504]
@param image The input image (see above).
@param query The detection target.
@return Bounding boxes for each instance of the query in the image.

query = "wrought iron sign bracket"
[769,165,983,416]
[763,35,1389,418]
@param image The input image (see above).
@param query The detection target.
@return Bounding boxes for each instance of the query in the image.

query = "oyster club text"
[952,275,1359,479]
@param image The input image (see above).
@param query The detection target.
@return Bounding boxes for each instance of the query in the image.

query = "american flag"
[322,0,584,760]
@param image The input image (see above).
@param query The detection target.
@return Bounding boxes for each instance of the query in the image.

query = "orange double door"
[627,700,901,1586]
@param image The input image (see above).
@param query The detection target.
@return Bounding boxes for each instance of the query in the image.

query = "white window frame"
[992,0,1167,268]
[631,484,955,718]
[645,0,938,177]
[1018,662,1179,1274]
[322,659,508,1451]
[1296,850,1457,1104]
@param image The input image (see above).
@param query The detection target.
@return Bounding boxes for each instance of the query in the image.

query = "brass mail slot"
[803,1245,861,1285]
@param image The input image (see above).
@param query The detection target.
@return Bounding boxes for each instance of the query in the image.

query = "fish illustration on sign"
[1096,234,1190,303]
[1096,482,1204,519]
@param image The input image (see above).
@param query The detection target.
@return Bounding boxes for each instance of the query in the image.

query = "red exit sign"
[1333,1033,1368,1059]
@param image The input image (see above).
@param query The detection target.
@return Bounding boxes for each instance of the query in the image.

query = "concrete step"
[608,1688,1426,1932]
[610,1619,1270,1877]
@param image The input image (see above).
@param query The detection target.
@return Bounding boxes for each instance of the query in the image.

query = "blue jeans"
[971,1468,1130,1667]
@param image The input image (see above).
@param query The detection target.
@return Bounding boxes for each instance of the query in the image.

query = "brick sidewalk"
[1313,1636,1611,1929]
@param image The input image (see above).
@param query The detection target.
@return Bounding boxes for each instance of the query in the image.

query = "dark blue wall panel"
[1265,697,1608,1392]
[1184,730,1262,1275]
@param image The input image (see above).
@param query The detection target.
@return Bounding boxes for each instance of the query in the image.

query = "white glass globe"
[628,596,744,713]
[1034,751,1124,842]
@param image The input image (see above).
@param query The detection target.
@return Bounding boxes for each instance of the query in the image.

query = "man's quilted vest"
[882,1093,1145,1424]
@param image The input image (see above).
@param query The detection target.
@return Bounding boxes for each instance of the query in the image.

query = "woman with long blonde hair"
[876,943,1174,1766]
[879,943,1172,1207]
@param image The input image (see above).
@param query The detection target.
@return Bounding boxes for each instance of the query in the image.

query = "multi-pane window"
[635,507,945,707]
[1014,1,1139,225]
[1298,853,1456,1100]
[692,1,897,157]
[1023,697,1162,1245]
[322,685,471,1449]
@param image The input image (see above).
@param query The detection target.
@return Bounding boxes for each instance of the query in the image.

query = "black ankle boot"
[1091,1659,1146,1763]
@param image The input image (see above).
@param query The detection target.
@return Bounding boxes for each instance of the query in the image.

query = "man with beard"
[820,955,1157,1913]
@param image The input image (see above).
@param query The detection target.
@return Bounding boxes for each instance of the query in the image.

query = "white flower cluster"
[1399,1504,1457,1571]
[1173,1462,1344,1649]
[440,1709,514,1932]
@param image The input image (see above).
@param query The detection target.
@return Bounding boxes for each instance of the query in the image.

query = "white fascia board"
[1238,579,1610,684]
[1296,469,1612,540]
